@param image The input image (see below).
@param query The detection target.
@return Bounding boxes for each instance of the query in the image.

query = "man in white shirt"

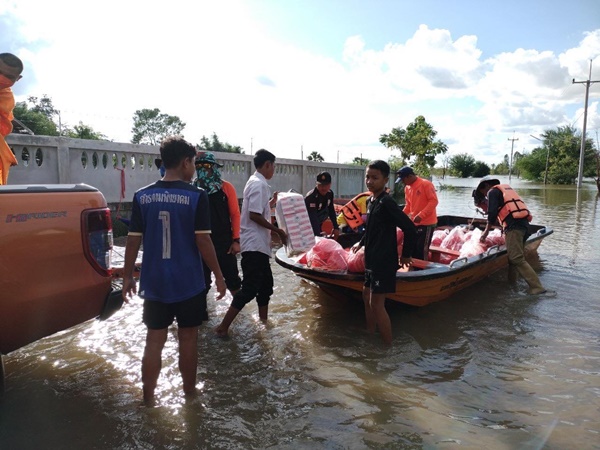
[215,149,287,336]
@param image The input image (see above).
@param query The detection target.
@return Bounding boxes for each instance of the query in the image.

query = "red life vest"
[341,192,369,230]
[492,184,532,227]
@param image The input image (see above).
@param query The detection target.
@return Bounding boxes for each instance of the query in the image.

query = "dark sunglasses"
[195,162,214,170]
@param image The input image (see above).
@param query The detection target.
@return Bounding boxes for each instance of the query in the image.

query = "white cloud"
[4,3,600,166]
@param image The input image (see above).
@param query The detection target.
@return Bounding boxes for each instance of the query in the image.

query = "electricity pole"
[508,133,518,183]
[573,59,599,189]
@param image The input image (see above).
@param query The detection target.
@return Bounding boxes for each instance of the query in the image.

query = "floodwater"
[1,177,599,449]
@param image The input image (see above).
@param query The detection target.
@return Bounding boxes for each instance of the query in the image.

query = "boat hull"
[275,215,552,307]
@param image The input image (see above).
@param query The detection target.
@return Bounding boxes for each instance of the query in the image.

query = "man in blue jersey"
[122,136,226,407]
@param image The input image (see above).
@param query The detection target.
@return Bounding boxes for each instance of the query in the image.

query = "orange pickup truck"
[0,184,122,390]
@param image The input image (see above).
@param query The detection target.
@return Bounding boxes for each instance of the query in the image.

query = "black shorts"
[364,269,397,294]
[231,251,273,310]
[203,246,241,293]
[143,292,206,330]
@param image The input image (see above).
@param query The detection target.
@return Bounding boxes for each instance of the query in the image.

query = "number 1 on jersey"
[159,211,171,259]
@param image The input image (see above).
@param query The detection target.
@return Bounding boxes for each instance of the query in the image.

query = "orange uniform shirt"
[222,180,241,240]
[402,177,438,226]
[0,87,19,184]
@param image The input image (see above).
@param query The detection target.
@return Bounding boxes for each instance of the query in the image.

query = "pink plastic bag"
[441,226,467,251]
[306,238,348,272]
[431,229,447,246]
[485,229,505,247]
[459,228,486,257]
[297,252,308,265]
[347,247,365,273]
[396,228,404,245]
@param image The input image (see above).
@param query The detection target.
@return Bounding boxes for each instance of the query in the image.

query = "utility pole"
[573,59,599,189]
[55,110,62,136]
[508,133,518,183]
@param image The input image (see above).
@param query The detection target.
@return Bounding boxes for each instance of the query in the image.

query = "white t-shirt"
[240,171,272,256]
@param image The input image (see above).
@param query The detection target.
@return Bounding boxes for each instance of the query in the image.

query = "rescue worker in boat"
[337,191,370,234]
[395,166,439,260]
[475,176,553,296]
[304,171,340,239]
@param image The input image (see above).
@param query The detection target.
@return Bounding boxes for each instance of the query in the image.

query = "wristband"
[233,238,240,243]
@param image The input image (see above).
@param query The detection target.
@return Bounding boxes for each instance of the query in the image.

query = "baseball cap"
[195,151,223,167]
[316,171,332,184]
[395,166,415,184]
[476,175,500,191]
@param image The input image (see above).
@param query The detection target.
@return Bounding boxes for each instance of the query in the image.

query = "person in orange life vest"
[0,53,23,185]
[337,191,370,233]
[475,176,552,296]
[336,188,390,233]
[395,166,438,260]
[304,171,340,239]
[194,152,242,311]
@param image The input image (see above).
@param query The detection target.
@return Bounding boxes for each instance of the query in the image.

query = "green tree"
[439,154,451,179]
[65,122,107,140]
[349,156,369,165]
[131,108,186,145]
[516,126,596,184]
[12,95,59,136]
[307,151,324,162]
[379,115,448,177]
[197,133,243,153]
[449,153,476,177]
[492,154,510,175]
[472,161,491,178]
[516,147,546,181]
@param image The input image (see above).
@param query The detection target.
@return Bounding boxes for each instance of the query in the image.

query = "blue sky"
[2,0,599,166]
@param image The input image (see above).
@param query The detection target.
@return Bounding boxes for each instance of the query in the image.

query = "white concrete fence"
[6,135,369,205]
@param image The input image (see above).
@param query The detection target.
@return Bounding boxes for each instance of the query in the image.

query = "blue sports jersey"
[129,180,211,303]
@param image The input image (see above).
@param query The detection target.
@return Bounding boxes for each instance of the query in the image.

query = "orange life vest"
[492,184,532,227]
[341,192,369,230]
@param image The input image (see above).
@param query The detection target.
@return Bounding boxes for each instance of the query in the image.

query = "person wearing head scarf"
[193,151,242,313]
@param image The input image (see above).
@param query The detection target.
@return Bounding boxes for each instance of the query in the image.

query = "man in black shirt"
[304,171,340,239]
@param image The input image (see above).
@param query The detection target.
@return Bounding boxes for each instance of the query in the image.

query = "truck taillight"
[81,208,113,277]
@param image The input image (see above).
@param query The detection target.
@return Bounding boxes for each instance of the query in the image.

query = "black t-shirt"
[304,187,339,235]
[207,189,233,246]
[361,192,417,272]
